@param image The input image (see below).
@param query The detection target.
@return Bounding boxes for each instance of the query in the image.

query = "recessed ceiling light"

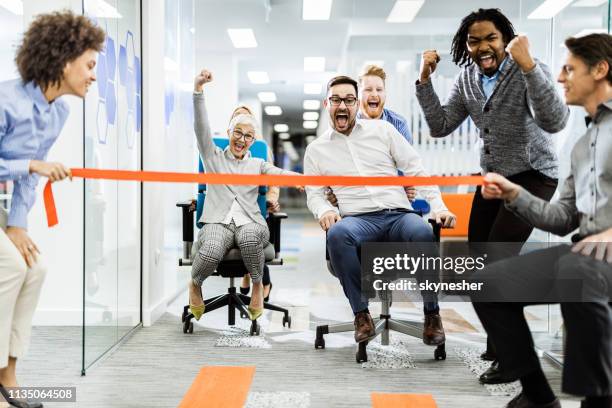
[528,0,573,19]
[304,57,326,72]
[264,106,282,116]
[303,0,332,20]
[227,28,257,48]
[303,111,319,121]
[278,132,290,140]
[257,92,277,103]
[274,124,289,132]
[386,0,425,23]
[304,83,322,95]
[303,121,318,129]
[303,100,321,110]
[247,71,270,84]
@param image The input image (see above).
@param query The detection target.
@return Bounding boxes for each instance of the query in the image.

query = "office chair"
[177,138,291,336]
[314,202,447,363]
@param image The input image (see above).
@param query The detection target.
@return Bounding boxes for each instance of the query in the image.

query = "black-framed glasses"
[232,129,255,142]
[328,96,357,106]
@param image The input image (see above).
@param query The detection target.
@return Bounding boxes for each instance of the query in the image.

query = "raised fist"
[419,50,440,83]
[194,69,213,92]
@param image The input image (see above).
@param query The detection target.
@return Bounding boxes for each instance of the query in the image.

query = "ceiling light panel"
[386,0,425,23]
[257,92,277,103]
[227,28,257,48]
[303,0,332,20]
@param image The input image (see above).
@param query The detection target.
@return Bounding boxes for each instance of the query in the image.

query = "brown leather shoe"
[423,313,445,346]
[353,311,375,343]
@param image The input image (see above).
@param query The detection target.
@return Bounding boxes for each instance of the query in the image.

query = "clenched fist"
[419,50,440,83]
[194,69,213,92]
[506,35,536,73]
[29,160,71,182]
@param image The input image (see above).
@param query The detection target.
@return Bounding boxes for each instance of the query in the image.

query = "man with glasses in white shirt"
[304,75,456,345]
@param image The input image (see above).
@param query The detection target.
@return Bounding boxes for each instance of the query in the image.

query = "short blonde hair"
[359,65,386,84]
[228,113,260,136]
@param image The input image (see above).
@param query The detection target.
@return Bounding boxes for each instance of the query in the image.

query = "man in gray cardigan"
[415,8,569,383]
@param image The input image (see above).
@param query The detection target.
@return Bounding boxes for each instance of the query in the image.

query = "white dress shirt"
[304,119,448,220]
[222,199,254,227]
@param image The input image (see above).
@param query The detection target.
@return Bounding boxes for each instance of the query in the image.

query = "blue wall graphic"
[96,27,141,149]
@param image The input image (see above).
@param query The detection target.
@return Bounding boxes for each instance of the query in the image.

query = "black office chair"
[314,212,446,363]
[176,138,291,336]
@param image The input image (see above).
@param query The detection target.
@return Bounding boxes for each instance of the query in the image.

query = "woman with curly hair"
[0,10,104,408]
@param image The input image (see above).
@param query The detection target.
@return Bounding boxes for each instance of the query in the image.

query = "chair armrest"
[177,199,196,264]
[428,219,442,242]
[267,212,288,255]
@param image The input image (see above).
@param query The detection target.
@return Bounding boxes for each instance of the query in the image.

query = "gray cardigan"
[193,93,299,226]
[416,58,569,179]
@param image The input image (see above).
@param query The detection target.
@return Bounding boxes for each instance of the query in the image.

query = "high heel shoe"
[189,304,205,321]
[189,286,205,321]
[0,384,43,408]
[247,306,263,321]
[263,282,273,303]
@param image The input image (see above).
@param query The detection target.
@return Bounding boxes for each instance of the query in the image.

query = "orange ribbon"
[43,168,483,227]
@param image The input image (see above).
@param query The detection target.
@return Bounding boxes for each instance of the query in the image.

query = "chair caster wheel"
[182,306,189,323]
[314,335,325,349]
[434,344,446,360]
[183,320,193,334]
[250,320,260,336]
[356,341,368,363]
[282,314,291,328]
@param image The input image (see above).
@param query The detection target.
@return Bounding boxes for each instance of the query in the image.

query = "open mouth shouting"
[478,52,497,72]
[232,141,246,154]
[335,110,350,129]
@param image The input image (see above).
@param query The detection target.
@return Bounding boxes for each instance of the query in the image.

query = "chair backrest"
[195,138,269,228]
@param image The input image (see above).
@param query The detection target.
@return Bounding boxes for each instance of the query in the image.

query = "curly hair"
[15,10,105,91]
[451,8,516,68]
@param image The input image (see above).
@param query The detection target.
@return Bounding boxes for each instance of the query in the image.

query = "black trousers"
[468,169,558,355]
[472,245,612,397]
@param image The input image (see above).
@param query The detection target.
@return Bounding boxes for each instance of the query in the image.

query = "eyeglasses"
[232,129,255,143]
[328,96,357,106]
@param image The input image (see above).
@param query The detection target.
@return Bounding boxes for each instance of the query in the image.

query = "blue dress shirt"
[358,107,412,144]
[0,79,69,229]
[481,57,509,100]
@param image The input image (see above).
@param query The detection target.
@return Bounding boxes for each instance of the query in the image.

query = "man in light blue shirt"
[357,64,413,144]
[0,11,105,406]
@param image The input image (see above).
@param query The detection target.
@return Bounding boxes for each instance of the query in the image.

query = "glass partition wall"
[82,0,142,374]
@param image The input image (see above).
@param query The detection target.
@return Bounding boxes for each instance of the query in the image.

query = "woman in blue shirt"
[0,11,104,408]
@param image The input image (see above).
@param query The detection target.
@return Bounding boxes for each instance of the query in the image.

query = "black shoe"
[480,349,496,361]
[263,282,273,303]
[506,392,560,408]
[0,384,44,407]
[479,361,519,385]
[239,286,250,295]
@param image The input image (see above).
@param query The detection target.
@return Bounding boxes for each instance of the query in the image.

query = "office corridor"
[16,212,574,408]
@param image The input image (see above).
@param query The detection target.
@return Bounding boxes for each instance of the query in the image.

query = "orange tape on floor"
[178,366,255,408]
[371,393,438,408]
[43,168,484,227]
